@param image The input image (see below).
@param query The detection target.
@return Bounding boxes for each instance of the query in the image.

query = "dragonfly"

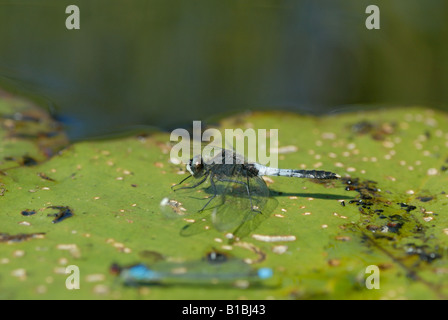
[161,148,340,232]
[112,255,273,286]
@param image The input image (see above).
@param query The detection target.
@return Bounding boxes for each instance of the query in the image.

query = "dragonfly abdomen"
[285,169,340,179]
[254,164,339,179]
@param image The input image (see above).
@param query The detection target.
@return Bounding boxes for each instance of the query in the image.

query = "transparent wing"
[179,213,214,237]
[225,196,278,242]
[163,173,275,237]
[210,174,270,232]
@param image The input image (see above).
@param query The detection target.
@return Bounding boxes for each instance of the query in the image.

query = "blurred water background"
[0,0,447,140]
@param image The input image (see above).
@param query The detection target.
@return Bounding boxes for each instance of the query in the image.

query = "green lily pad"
[0,88,68,171]
[1,94,448,299]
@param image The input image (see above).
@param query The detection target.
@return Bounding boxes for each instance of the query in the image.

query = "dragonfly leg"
[171,175,192,190]
[198,175,218,212]
[173,174,208,191]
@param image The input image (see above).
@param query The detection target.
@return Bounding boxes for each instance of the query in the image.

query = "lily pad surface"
[1,93,447,299]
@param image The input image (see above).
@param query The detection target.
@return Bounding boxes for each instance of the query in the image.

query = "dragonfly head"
[186,155,205,177]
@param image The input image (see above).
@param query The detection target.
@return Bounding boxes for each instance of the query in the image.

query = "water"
[2,1,444,140]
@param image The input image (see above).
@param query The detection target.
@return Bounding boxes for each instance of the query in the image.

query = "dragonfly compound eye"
[186,155,204,177]
[192,160,204,175]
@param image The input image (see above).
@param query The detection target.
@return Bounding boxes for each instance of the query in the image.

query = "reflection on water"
[0,0,447,140]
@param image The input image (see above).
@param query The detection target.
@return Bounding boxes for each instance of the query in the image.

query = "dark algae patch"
[20,209,37,216]
[341,175,446,298]
[398,202,417,213]
[349,120,396,141]
[342,177,382,203]
[0,232,45,243]
[405,244,442,264]
[416,196,433,203]
[37,172,56,182]
[46,206,74,223]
